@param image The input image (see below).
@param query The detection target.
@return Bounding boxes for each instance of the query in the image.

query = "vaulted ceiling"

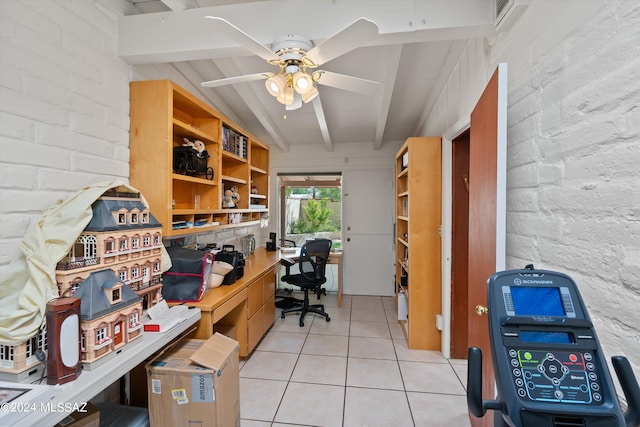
[116,0,503,152]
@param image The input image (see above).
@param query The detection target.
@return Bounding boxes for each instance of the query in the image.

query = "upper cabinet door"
[467,63,508,427]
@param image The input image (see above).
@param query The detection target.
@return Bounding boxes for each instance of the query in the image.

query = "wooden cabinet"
[129,80,269,237]
[395,137,442,350]
[247,267,276,353]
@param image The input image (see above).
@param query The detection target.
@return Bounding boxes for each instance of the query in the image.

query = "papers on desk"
[280,247,297,254]
[144,300,189,333]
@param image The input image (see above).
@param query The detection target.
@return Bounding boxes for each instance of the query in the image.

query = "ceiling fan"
[201,16,381,110]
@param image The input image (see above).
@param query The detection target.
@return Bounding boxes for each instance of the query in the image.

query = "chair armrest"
[280,256,295,267]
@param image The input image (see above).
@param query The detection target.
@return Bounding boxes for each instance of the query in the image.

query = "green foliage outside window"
[289,199,338,233]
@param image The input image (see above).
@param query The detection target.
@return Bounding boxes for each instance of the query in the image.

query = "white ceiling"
[116,0,499,152]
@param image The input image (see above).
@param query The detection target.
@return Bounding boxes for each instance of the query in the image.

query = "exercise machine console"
[467,266,640,427]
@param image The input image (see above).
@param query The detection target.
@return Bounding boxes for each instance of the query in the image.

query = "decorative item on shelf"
[230,186,240,206]
[251,180,258,194]
[222,189,236,208]
[172,137,214,180]
[46,297,81,385]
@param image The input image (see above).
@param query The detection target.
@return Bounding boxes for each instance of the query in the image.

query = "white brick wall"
[504,1,640,372]
[424,0,640,374]
[0,0,130,268]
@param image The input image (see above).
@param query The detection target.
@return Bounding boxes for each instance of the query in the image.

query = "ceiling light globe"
[265,74,286,97]
[301,86,319,103]
[276,85,295,106]
[293,71,313,95]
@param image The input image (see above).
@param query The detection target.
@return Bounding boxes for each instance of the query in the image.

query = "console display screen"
[520,331,573,343]
[511,286,565,316]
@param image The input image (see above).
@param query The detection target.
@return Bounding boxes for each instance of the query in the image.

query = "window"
[118,212,126,224]
[75,235,97,259]
[26,335,38,358]
[131,266,140,279]
[130,312,140,327]
[105,239,115,253]
[0,345,14,362]
[119,270,127,282]
[153,261,161,272]
[96,327,108,343]
[119,238,128,251]
[81,332,86,351]
[278,174,342,248]
[112,288,121,303]
[130,212,138,224]
[132,236,140,249]
[143,235,151,247]
[141,212,149,223]
[154,234,161,245]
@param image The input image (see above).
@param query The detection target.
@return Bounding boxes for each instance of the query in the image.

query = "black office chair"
[280,238,332,327]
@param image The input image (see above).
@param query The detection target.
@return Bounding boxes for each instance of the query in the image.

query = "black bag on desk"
[215,244,245,285]
[162,246,214,302]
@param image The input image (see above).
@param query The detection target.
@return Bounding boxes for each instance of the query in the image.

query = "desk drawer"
[262,269,275,304]
[212,287,247,323]
[247,277,263,317]
[248,305,264,352]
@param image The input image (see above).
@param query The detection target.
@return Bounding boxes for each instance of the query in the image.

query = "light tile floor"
[239,294,472,427]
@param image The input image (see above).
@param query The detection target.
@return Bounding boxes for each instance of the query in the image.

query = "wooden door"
[467,64,508,427]
[451,130,470,359]
[342,169,394,296]
[113,321,123,346]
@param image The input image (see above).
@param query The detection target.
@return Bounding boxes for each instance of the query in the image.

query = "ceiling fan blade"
[201,73,268,88]
[204,16,280,63]
[305,18,378,66]
[314,71,381,95]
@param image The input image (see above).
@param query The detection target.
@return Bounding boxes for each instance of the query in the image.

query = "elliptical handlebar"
[611,356,640,427]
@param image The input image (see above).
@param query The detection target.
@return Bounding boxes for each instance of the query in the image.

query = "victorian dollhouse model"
[0,188,164,380]
[55,189,164,310]
[73,269,143,365]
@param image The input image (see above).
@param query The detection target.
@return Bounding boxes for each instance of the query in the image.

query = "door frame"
[441,119,471,359]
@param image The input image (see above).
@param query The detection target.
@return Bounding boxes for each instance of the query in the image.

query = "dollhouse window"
[131,267,140,279]
[130,312,140,327]
[96,327,108,343]
[143,235,151,247]
[154,234,161,245]
[132,236,140,249]
[26,335,38,358]
[130,212,138,224]
[141,212,149,223]
[118,212,126,224]
[39,327,47,352]
[153,261,161,272]
[119,270,127,282]
[81,332,86,351]
[105,240,115,253]
[0,345,14,363]
[112,288,121,303]
[75,235,97,259]
[119,238,128,251]
[69,282,80,296]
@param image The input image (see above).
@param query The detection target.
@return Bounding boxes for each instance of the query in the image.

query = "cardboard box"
[146,333,240,427]
[54,402,100,427]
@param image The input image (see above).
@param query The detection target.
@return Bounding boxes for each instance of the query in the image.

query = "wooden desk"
[183,247,281,357]
[280,248,343,307]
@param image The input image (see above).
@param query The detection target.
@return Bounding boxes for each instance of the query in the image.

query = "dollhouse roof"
[84,197,162,232]
[74,269,142,320]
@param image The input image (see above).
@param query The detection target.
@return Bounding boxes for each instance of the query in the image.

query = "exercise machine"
[467,266,640,427]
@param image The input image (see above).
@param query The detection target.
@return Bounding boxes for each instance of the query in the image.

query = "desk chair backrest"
[298,238,332,283]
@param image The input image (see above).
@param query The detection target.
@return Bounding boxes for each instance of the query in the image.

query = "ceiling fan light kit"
[201,17,380,111]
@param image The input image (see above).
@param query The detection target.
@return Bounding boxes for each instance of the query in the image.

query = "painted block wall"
[423,1,640,374]
[0,0,130,271]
